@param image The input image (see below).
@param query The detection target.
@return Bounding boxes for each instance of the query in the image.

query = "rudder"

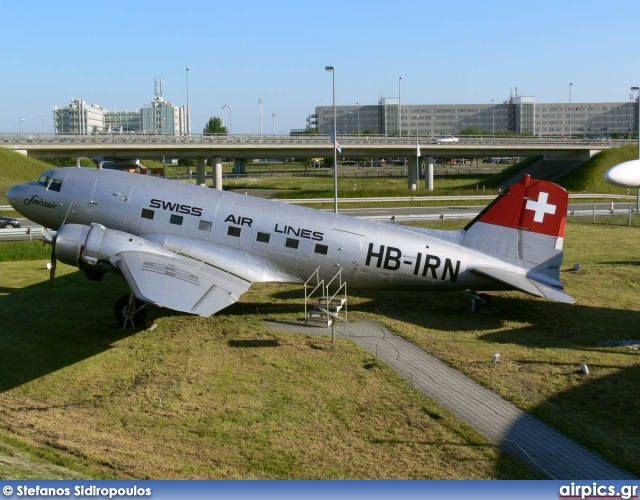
[462,174,568,267]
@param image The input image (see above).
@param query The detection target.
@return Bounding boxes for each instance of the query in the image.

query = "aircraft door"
[333,230,365,282]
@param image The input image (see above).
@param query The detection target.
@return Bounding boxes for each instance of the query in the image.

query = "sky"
[2,0,640,135]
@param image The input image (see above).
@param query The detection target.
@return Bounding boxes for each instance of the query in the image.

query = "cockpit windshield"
[36,174,63,192]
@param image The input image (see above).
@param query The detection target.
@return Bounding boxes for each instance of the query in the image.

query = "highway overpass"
[1,133,632,190]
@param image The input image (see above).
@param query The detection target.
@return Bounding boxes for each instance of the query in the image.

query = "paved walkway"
[264,319,635,479]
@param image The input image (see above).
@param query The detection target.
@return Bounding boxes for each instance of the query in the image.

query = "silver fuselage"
[8,167,516,292]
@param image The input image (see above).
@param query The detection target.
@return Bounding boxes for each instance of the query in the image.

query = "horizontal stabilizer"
[470,266,575,304]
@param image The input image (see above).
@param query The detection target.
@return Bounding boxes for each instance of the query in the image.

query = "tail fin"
[462,175,574,303]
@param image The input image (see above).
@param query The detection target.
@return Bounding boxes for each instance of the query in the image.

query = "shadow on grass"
[228,339,280,348]
[0,268,134,393]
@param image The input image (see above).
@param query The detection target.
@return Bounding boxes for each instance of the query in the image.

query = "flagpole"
[325,65,338,214]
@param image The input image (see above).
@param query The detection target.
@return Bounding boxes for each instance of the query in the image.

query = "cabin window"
[285,238,299,249]
[199,220,212,232]
[48,179,63,192]
[256,232,270,243]
[170,214,183,225]
[141,208,155,220]
[227,226,241,237]
[314,243,329,255]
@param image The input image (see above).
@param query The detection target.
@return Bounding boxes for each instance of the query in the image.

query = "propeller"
[43,228,57,287]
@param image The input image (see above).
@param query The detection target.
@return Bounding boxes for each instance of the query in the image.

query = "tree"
[203,117,228,135]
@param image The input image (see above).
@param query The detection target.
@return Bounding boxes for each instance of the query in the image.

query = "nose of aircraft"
[5,184,21,210]
[605,159,640,188]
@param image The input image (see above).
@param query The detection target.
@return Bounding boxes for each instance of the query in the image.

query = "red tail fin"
[466,174,568,237]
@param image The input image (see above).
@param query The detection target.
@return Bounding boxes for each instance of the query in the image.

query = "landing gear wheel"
[467,291,492,311]
[478,293,491,308]
[114,294,148,329]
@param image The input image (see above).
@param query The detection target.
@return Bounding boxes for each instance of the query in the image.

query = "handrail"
[304,267,324,322]
[325,269,348,323]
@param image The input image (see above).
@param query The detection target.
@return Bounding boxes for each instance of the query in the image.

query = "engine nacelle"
[55,223,174,278]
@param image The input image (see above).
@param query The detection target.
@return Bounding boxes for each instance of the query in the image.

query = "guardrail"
[0,226,54,241]
[364,207,638,223]
[0,133,633,147]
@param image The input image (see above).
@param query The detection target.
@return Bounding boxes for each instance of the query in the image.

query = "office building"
[312,95,636,138]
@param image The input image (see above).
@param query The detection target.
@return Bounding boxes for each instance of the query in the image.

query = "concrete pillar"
[196,157,206,185]
[213,156,222,190]
[425,155,434,191]
[408,157,417,191]
[233,158,246,174]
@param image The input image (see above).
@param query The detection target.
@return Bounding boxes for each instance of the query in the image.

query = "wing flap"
[470,266,575,304]
[112,251,252,316]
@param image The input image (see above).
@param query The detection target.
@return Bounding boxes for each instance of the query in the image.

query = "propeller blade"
[42,228,54,245]
[49,245,57,288]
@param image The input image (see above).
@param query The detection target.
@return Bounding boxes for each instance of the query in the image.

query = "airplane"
[604,158,640,187]
[6,166,574,328]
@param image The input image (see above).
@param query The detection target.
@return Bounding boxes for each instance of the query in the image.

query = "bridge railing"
[0,133,634,147]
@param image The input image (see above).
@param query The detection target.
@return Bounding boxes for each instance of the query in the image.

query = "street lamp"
[19,118,25,136]
[258,98,263,136]
[356,102,360,135]
[325,65,338,214]
[631,87,640,159]
[40,114,44,135]
[398,76,403,136]
[631,86,640,210]
[569,82,573,139]
[416,115,420,187]
[185,67,191,136]
[272,112,276,135]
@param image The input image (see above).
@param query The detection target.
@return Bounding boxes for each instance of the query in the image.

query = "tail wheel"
[114,294,148,329]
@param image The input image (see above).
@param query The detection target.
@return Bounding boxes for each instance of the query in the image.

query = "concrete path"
[264,319,635,480]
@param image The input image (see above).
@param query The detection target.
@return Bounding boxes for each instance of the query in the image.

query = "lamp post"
[19,118,25,136]
[632,87,640,158]
[185,67,191,136]
[258,98,263,136]
[325,65,338,214]
[416,115,420,187]
[398,76,403,136]
[272,112,276,135]
[631,86,640,210]
[630,93,634,136]
[40,114,44,135]
[356,102,360,135]
[569,82,573,140]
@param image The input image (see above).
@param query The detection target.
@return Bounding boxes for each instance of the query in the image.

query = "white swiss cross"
[526,191,556,223]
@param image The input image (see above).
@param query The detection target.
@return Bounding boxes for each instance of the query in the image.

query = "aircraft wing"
[111,251,252,316]
[469,266,575,304]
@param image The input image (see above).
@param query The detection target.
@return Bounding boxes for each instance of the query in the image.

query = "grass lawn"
[0,250,532,479]
[0,219,639,478]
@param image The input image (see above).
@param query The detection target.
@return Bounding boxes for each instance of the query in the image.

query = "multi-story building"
[54,94,186,135]
[312,95,637,138]
[54,99,106,135]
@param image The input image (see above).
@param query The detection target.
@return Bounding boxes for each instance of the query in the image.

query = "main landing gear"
[114,293,148,329]
[464,291,492,312]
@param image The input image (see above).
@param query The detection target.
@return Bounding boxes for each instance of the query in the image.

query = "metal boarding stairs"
[304,267,348,327]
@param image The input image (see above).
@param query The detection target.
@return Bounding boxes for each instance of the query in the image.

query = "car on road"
[434,135,459,144]
[0,216,20,229]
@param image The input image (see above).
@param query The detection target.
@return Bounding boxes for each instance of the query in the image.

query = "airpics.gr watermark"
[559,482,638,500]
